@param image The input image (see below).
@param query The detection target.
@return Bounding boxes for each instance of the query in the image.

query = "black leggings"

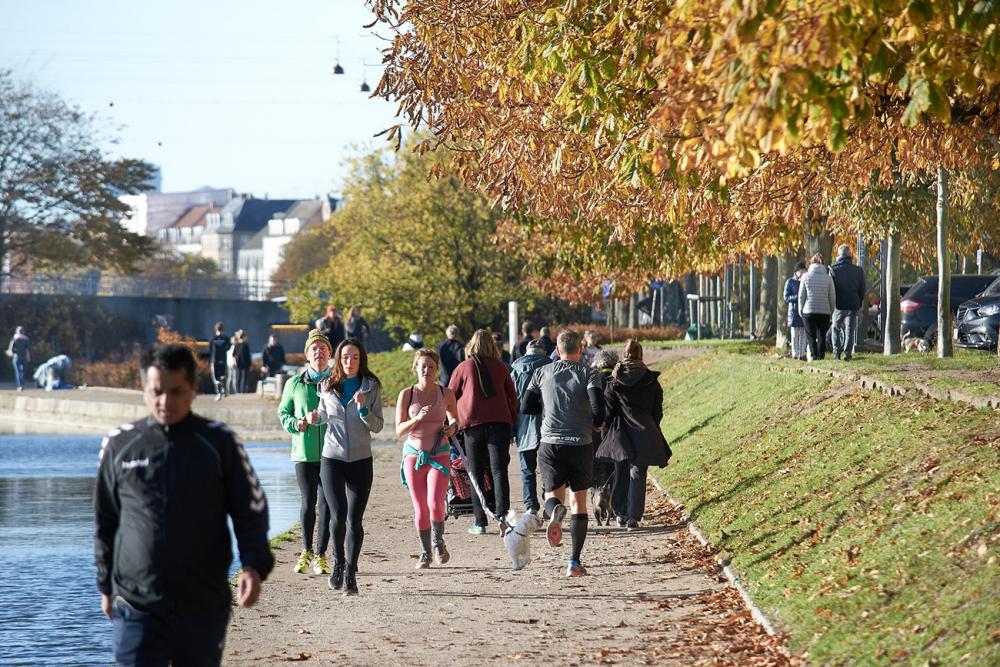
[320,456,374,568]
[802,313,832,360]
[463,422,512,526]
[294,462,330,555]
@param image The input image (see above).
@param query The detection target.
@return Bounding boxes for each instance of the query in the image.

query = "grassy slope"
[368,350,417,405]
[655,351,1000,664]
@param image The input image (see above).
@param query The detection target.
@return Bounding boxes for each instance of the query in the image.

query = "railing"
[0,273,290,302]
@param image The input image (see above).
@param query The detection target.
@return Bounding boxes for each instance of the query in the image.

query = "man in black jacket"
[437,324,465,386]
[208,321,230,400]
[829,245,867,361]
[95,343,273,666]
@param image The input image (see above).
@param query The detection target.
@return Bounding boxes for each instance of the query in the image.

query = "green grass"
[369,350,418,404]
[269,524,300,550]
[654,351,1000,664]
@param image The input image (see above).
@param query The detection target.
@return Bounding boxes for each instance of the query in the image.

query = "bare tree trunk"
[937,166,953,358]
[803,208,835,263]
[756,255,778,338]
[628,291,637,329]
[775,252,795,350]
[883,227,902,355]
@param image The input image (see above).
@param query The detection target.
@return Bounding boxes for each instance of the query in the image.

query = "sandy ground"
[226,445,793,666]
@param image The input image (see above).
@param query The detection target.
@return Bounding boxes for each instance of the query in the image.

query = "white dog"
[503,511,544,571]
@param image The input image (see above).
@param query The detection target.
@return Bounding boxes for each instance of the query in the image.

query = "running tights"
[320,456,374,568]
[403,453,451,530]
[294,462,330,555]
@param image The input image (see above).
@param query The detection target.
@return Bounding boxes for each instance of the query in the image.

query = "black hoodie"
[596,360,671,467]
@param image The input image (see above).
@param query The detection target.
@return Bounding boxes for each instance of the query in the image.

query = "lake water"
[0,433,303,666]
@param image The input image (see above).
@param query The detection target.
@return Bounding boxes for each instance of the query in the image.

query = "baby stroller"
[446,435,496,519]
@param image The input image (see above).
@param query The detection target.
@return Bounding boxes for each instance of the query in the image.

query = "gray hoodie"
[316,376,384,462]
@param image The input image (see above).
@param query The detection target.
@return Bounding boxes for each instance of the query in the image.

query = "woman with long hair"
[447,329,518,534]
[308,337,383,596]
[396,349,460,567]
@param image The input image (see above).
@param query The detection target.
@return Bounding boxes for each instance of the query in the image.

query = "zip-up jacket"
[94,414,273,615]
[277,370,326,462]
[316,376,384,462]
[510,352,552,451]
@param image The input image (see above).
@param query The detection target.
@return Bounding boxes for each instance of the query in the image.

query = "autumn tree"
[285,139,533,338]
[0,70,157,277]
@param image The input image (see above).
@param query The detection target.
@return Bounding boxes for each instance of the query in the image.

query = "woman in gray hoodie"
[797,253,838,360]
[308,337,384,596]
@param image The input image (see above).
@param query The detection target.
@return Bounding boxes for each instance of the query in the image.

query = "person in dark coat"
[493,332,512,368]
[510,338,552,515]
[783,261,807,361]
[538,326,556,356]
[597,339,671,530]
[437,325,465,386]
[514,320,538,360]
[261,335,286,377]
[232,330,252,393]
[209,322,230,400]
[828,244,867,361]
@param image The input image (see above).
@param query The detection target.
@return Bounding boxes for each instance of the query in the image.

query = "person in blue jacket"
[510,338,551,515]
[783,261,807,361]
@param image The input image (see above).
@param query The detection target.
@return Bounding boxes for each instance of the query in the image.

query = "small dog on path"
[590,477,613,526]
[503,511,544,571]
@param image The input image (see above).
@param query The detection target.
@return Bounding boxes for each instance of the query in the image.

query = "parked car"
[954,277,1000,349]
[900,274,996,339]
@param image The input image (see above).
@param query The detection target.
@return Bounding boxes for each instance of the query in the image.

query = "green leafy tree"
[286,140,532,338]
[0,70,156,277]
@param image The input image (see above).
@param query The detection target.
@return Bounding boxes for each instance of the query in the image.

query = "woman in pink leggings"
[395,348,460,568]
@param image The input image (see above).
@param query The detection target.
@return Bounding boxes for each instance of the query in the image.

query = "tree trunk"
[883,227,902,355]
[756,255,778,338]
[628,291,637,329]
[749,263,758,337]
[775,252,795,350]
[937,166,953,358]
[803,209,835,264]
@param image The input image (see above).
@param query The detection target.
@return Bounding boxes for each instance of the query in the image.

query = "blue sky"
[0,0,403,198]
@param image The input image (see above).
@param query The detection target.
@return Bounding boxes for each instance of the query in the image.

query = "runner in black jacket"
[94,343,273,666]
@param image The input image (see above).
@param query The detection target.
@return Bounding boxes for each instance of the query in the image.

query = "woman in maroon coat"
[448,329,518,534]
[597,339,671,530]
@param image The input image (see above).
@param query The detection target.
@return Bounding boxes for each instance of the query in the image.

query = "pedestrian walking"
[345,305,370,345]
[277,330,334,576]
[783,262,808,361]
[395,348,460,568]
[437,325,465,386]
[520,329,605,577]
[316,306,346,350]
[598,340,671,531]
[208,322,230,400]
[829,244,867,361]
[95,343,273,666]
[448,329,518,535]
[6,326,30,391]
[307,337,383,596]
[261,335,286,377]
[514,320,538,359]
[510,338,553,516]
[538,326,556,356]
[798,254,837,361]
[232,330,252,393]
[493,332,512,368]
[582,330,603,367]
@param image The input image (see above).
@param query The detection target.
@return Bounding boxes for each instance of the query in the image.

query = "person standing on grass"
[396,348,460,568]
[6,326,30,391]
[437,325,465,386]
[448,329,519,535]
[598,340,671,531]
[95,343,272,666]
[277,330,333,577]
[510,338,553,516]
[261,334,286,377]
[308,337,383,596]
[829,244,867,361]
[783,262,808,361]
[797,254,837,361]
[231,330,252,393]
[520,329,605,577]
[208,322,230,400]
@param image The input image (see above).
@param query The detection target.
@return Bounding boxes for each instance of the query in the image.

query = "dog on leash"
[503,511,544,571]
[903,334,930,353]
[590,477,614,526]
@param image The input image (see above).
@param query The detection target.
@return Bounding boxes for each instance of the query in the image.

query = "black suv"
[955,277,1000,349]
[900,275,996,339]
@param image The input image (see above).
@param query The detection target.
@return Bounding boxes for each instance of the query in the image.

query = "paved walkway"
[226,449,793,665]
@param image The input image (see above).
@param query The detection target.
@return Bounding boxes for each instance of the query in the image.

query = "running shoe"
[626,519,639,532]
[616,516,627,528]
[566,560,589,577]
[343,569,358,596]
[432,541,450,565]
[328,561,344,590]
[293,550,313,574]
[312,554,331,575]
[415,552,432,569]
[546,502,567,547]
[467,524,487,535]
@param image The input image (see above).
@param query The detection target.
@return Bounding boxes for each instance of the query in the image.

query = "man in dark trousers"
[95,343,273,666]
[520,329,605,577]
[829,244,867,361]
[209,321,230,400]
[261,334,286,377]
[437,324,465,386]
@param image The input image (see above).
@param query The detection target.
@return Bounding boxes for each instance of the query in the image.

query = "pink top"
[406,385,448,452]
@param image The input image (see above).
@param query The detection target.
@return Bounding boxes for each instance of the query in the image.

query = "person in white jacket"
[797,254,837,360]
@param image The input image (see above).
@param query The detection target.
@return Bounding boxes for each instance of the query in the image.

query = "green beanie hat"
[304,329,332,355]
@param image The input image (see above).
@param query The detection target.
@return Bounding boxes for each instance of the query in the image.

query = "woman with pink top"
[396,348,460,568]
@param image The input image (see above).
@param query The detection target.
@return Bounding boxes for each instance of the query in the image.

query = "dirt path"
[226,441,792,665]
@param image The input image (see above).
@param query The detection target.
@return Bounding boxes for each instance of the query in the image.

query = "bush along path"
[226,445,794,665]
[656,349,1000,664]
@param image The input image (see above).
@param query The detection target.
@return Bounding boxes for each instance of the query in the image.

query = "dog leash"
[449,435,501,525]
